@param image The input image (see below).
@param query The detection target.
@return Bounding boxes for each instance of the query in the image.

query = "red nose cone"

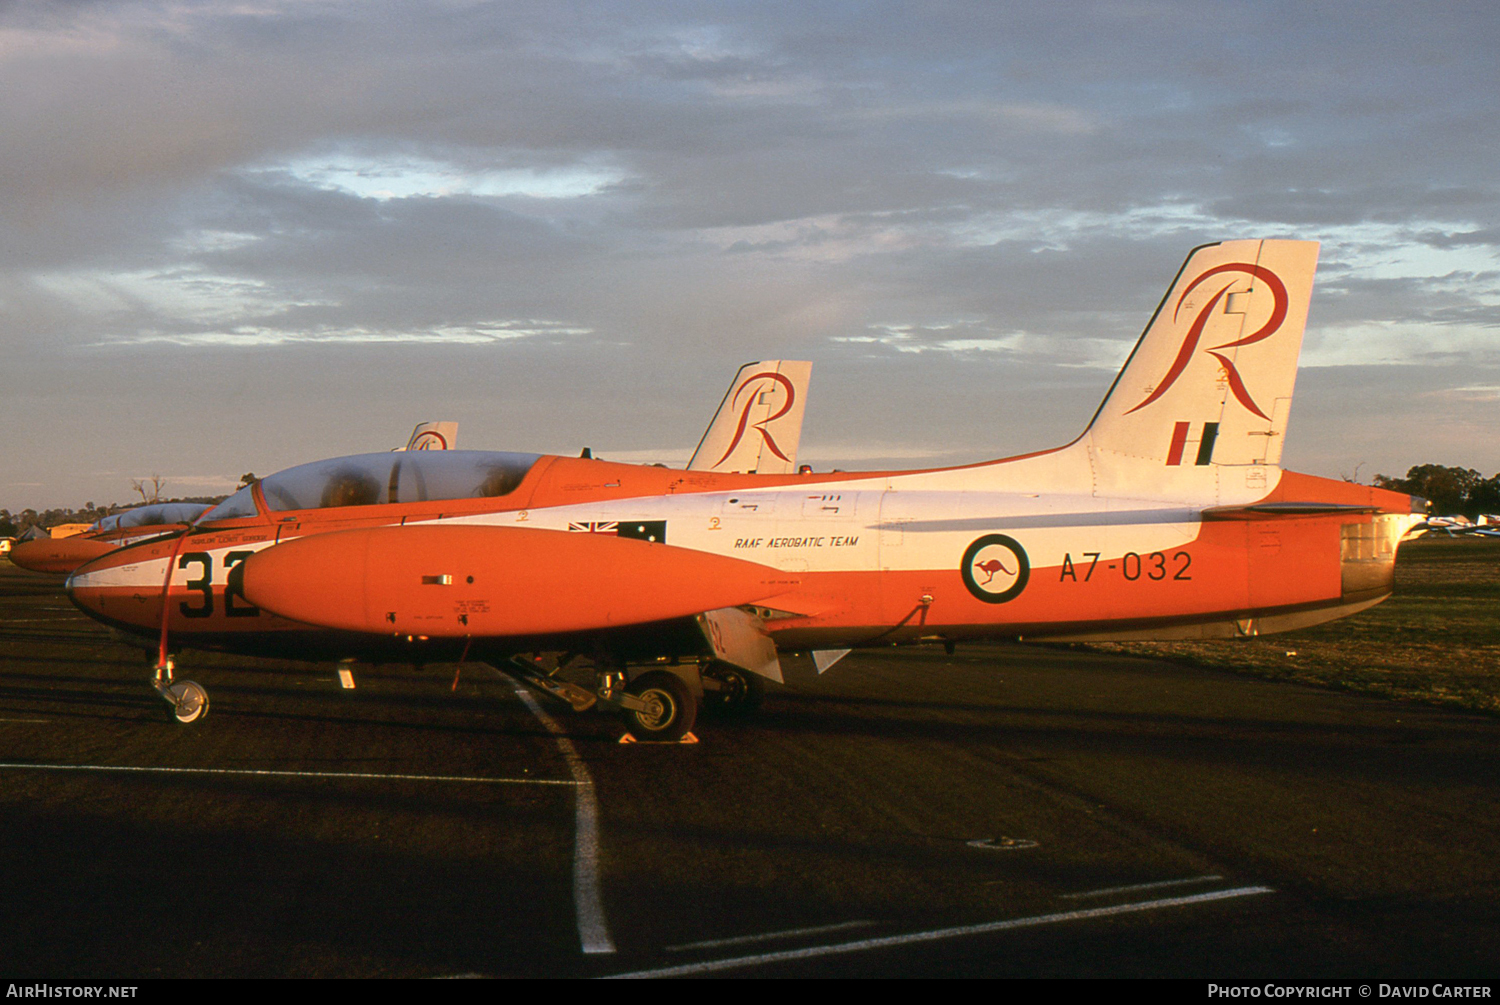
[9,537,116,575]
[241,524,799,637]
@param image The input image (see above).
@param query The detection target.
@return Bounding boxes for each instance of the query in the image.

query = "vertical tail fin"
[1083,240,1319,480]
[688,361,812,474]
[397,421,459,451]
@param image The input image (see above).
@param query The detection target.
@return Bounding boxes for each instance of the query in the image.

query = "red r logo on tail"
[1124,263,1288,420]
[714,372,796,466]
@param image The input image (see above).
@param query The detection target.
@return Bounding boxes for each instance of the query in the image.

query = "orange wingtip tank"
[240,524,801,637]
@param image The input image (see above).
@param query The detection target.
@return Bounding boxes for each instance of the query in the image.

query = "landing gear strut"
[152,658,209,724]
[701,661,764,717]
[499,656,699,741]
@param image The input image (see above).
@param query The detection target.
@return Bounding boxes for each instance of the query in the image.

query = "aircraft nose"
[10,539,76,575]
[10,537,115,575]
[63,564,103,618]
[7,540,51,574]
[65,553,162,632]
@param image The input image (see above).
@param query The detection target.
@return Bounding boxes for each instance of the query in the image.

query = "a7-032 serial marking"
[1059,551,1192,582]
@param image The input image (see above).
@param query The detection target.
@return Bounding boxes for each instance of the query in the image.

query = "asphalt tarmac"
[1,561,1497,978]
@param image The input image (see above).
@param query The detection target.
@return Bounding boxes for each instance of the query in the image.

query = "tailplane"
[1080,240,1319,485]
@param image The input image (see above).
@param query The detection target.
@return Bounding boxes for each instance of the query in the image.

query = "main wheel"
[166,681,209,724]
[702,663,764,717]
[623,671,696,742]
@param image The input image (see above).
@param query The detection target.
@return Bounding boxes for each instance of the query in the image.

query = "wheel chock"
[619,731,699,745]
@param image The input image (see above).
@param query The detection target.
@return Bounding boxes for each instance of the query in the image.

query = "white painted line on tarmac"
[0,762,578,785]
[514,686,617,956]
[1061,874,1224,900]
[605,886,1275,978]
[666,920,877,952]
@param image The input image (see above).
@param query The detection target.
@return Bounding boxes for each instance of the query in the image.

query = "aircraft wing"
[687,361,811,474]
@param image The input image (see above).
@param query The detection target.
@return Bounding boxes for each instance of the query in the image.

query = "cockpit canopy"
[90,502,214,533]
[197,450,543,523]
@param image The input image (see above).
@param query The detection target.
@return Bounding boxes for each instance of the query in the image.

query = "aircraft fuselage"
[65,451,1419,664]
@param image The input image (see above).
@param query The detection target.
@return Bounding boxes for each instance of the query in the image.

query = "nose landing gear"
[152,658,209,724]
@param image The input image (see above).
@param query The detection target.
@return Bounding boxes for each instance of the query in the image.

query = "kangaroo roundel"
[961,534,1030,604]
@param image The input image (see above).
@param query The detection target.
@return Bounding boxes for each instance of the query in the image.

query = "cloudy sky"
[3,0,1497,510]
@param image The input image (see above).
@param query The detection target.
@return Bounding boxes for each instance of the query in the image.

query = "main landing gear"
[700,661,764,717]
[152,658,209,724]
[501,657,704,742]
[142,651,754,738]
[620,671,696,742]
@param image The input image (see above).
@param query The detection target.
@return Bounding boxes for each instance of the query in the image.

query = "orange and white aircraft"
[9,423,461,576]
[9,502,215,575]
[66,241,1425,738]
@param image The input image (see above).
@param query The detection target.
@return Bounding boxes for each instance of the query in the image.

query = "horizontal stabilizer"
[1201,502,1381,520]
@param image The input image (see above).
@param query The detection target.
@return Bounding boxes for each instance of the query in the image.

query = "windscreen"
[197,450,542,522]
[198,484,258,523]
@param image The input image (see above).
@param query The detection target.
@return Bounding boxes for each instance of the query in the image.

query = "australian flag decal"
[567,520,667,544]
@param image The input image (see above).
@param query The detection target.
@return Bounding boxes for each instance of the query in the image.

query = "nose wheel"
[164,681,209,724]
[152,659,209,724]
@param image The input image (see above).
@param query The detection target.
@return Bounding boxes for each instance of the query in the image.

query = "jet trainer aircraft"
[9,502,214,575]
[66,241,1425,740]
[9,423,461,576]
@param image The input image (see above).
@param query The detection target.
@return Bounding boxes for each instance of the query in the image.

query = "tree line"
[1373,465,1500,518]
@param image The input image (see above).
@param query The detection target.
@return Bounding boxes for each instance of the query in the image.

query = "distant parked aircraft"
[10,423,460,575]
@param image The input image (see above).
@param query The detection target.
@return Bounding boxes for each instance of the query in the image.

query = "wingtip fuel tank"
[239,524,801,637]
